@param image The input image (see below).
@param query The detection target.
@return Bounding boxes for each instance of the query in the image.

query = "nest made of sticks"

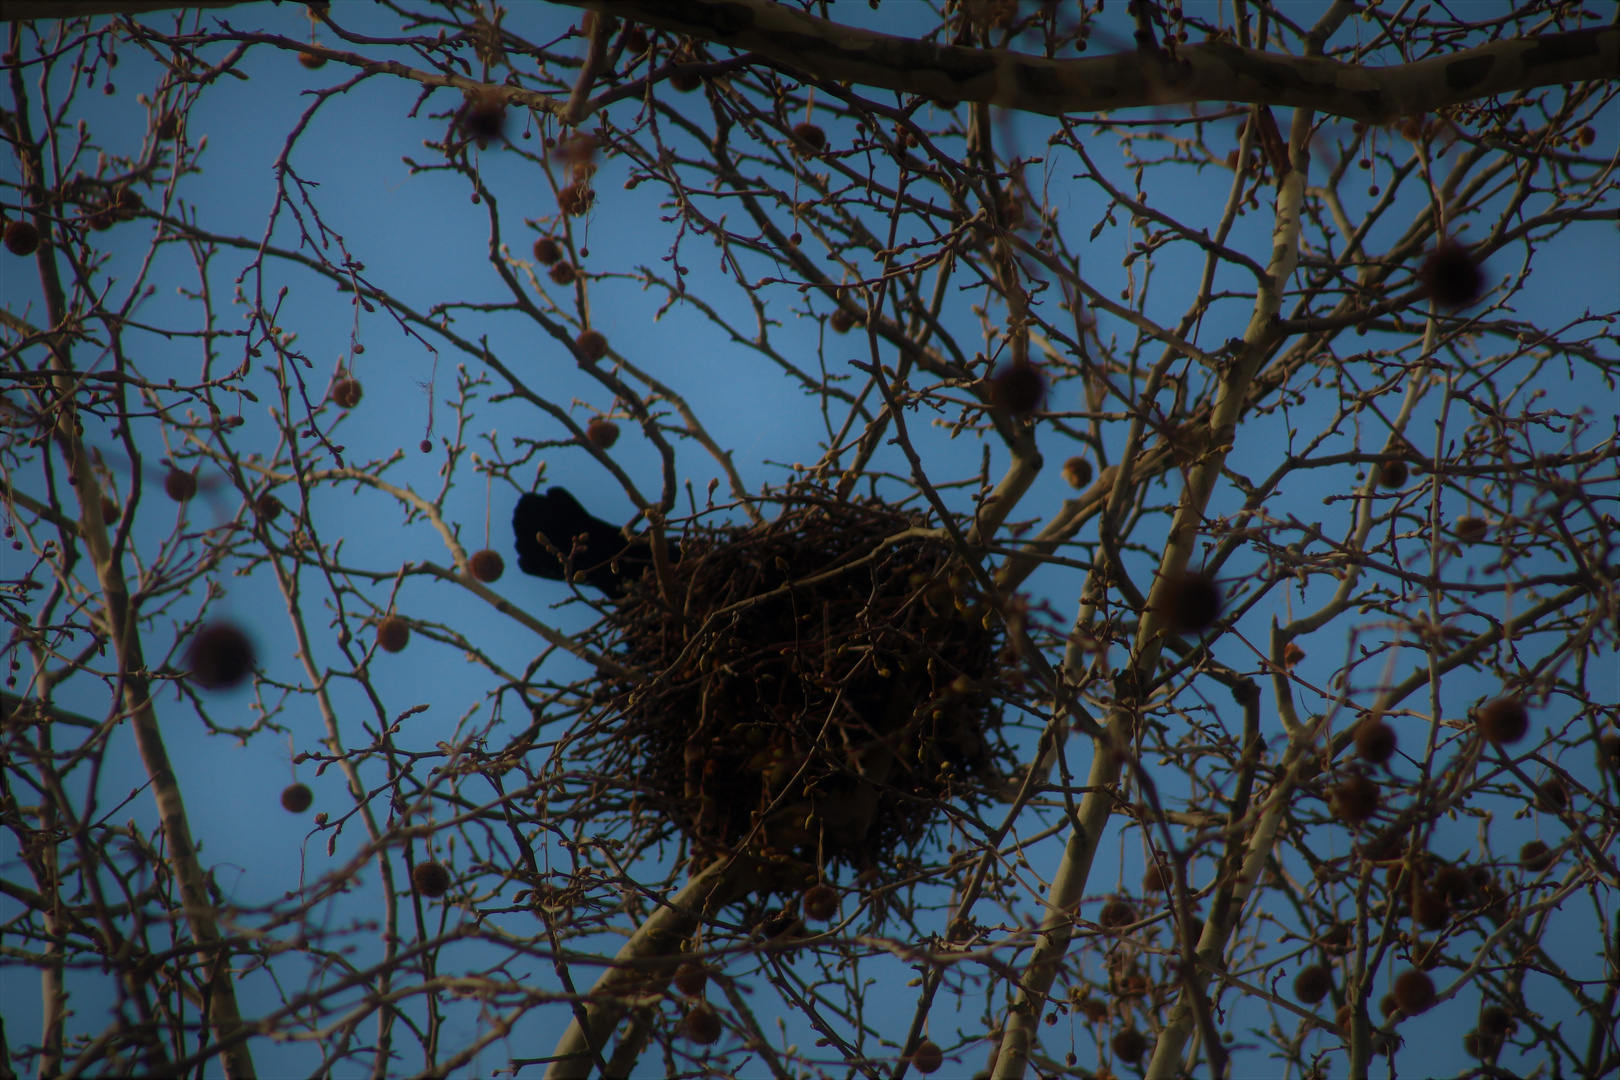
[608,496,1011,875]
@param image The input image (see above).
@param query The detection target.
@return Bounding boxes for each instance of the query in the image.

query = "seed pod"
[1111,1028,1148,1064]
[1413,889,1448,929]
[1421,240,1484,308]
[801,883,839,922]
[790,121,827,154]
[533,236,563,265]
[548,261,578,285]
[1098,899,1135,929]
[1476,697,1529,745]
[281,783,313,813]
[165,468,198,502]
[576,329,608,361]
[1393,969,1436,1015]
[1330,775,1379,823]
[376,616,410,653]
[1431,866,1471,905]
[255,493,283,521]
[329,378,363,409]
[910,1040,943,1074]
[1293,964,1332,1005]
[297,50,325,69]
[989,359,1046,415]
[1355,719,1397,764]
[412,860,450,897]
[1062,456,1093,489]
[829,307,861,334]
[1453,515,1488,543]
[557,183,594,216]
[1479,1004,1514,1037]
[585,418,619,448]
[673,961,708,997]
[1598,730,1620,774]
[188,622,255,690]
[1141,863,1167,893]
[469,549,505,583]
[1160,571,1222,634]
[1335,1003,1354,1032]
[1519,840,1554,871]
[4,219,40,256]
[100,497,121,524]
[460,90,507,143]
[682,1003,723,1044]
[1533,777,1567,813]
[1379,992,1399,1019]
[1378,459,1408,489]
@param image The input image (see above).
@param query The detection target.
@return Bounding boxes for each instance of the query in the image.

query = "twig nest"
[606,496,1010,874]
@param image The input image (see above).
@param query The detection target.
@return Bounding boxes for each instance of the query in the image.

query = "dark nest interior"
[608,495,1013,879]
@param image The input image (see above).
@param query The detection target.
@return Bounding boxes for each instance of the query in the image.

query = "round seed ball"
[1141,863,1167,893]
[1111,1028,1148,1064]
[1393,968,1436,1015]
[1099,900,1136,929]
[989,360,1046,415]
[1062,455,1094,489]
[1519,840,1554,871]
[297,50,325,69]
[576,329,608,361]
[910,1040,943,1074]
[1476,697,1529,745]
[1379,992,1399,1019]
[329,378,363,409]
[790,121,827,154]
[682,1003,723,1044]
[1160,571,1222,634]
[1378,459,1408,489]
[376,616,410,654]
[829,307,859,334]
[1355,719,1397,764]
[1534,777,1567,814]
[1479,1004,1514,1037]
[1330,775,1380,823]
[165,468,198,502]
[532,236,562,265]
[1413,889,1448,929]
[801,883,839,922]
[100,496,121,524]
[1598,730,1620,774]
[1453,515,1488,543]
[548,261,577,285]
[673,961,708,997]
[1293,964,1332,1005]
[585,417,619,448]
[1421,240,1484,308]
[412,860,450,897]
[1432,866,1471,905]
[188,622,255,690]
[281,783,313,813]
[469,549,505,583]
[255,493,283,521]
[557,183,593,216]
[5,219,40,256]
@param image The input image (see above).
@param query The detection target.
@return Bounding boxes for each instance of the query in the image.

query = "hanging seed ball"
[1479,1005,1514,1037]
[1519,840,1554,871]
[1432,866,1472,905]
[165,468,198,502]
[1062,455,1094,489]
[280,782,313,813]
[1111,1028,1148,1064]
[412,860,451,898]
[297,50,325,69]
[1293,965,1332,1005]
[1160,571,1222,634]
[1598,730,1620,774]
[1454,515,1489,543]
[828,306,859,334]
[1335,1004,1354,1032]
[682,1003,723,1045]
[989,359,1047,415]
[576,329,609,361]
[419,439,433,454]
[1379,992,1399,1019]
[1330,775,1380,823]
[790,121,827,154]
[1355,719,1398,765]
[673,961,708,997]
[376,616,410,654]
[4,219,40,256]
[585,417,620,448]
[1421,240,1484,308]
[802,883,839,922]
[548,261,578,285]
[1477,697,1529,745]
[1393,969,1436,1015]
[1534,777,1567,814]
[255,493,283,521]
[1413,889,1448,929]
[910,1040,944,1074]
[670,70,702,93]
[329,378,363,409]
[1142,863,1167,893]
[533,236,563,265]
[1099,899,1136,929]
[188,622,255,690]
[469,548,505,583]
[1378,459,1408,489]
[461,94,507,143]
[100,497,121,524]
[557,182,594,216]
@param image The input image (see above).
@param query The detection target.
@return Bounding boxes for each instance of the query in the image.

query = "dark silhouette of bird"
[512,486,675,597]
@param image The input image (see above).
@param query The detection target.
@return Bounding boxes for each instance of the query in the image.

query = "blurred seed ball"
[1432,866,1471,905]
[1061,455,1093,489]
[1293,964,1332,1005]
[828,306,861,334]
[412,860,451,898]
[1598,730,1620,774]
[1334,1003,1353,1032]
[1534,777,1568,814]
[1463,1030,1485,1058]
[4,219,40,256]
[1141,863,1167,893]
[1354,719,1398,764]
[1379,992,1399,1019]
[1453,515,1489,543]
[188,622,255,690]
[801,883,838,922]
[673,961,708,997]
[1230,679,1260,707]
[557,182,594,216]
[329,378,363,409]
[532,236,562,265]
[910,1040,944,1075]
[1413,889,1448,929]
[1476,697,1529,745]
[623,26,649,54]
[280,782,313,813]
[1098,899,1136,929]
[297,50,325,69]
[682,1003,723,1045]
[1318,922,1351,953]
[1330,775,1380,823]
[156,111,179,140]
[1393,969,1436,1015]
[585,417,619,448]
[1420,239,1484,308]
[469,548,505,583]
[376,616,410,654]
[669,70,702,93]
[419,439,433,454]
[548,261,578,286]
[1160,571,1222,634]
[100,496,120,524]
[576,329,609,361]
[1519,840,1554,871]
[1110,1028,1148,1064]
[1577,125,1596,147]
[1479,1004,1514,1037]
[1377,459,1408,489]
[989,359,1047,415]
[1282,641,1306,669]
[255,493,283,521]
[165,468,197,502]
[460,91,507,143]
[790,121,827,155]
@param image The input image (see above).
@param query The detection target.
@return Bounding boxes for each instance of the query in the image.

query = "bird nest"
[607,496,1011,876]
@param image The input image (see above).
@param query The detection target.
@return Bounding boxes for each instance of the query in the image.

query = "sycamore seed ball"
[1477,697,1529,745]
[576,329,608,361]
[1393,968,1436,1015]
[1293,965,1332,1005]
[469,549,505,583]
[1111,1028,1148,1064]
[1355,719,1397,765]
[376,616,410,653]
[801,883,839,922]
[1062,455,1093,488]
[683,1004,723,1045]
[4,219,40,256]
[673,961,708,997]
[910,1040,943,1074]
[330,378,363,409]
[188,622,255,690]
[532,236,562,265]
[412,860,450,897]
[585,417,619,448]
[165,468,198,502]
[281,783,313,813]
